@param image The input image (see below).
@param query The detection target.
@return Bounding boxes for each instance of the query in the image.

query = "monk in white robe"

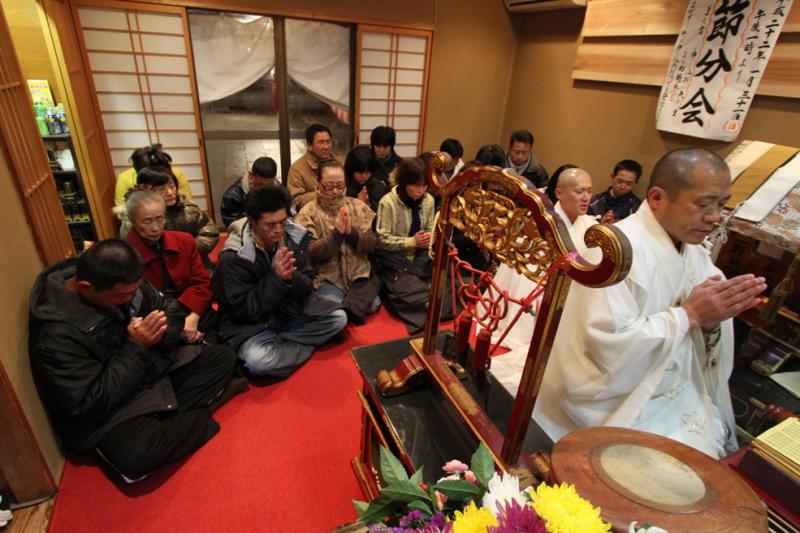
[494,168,600,350]
[533,148,766,458]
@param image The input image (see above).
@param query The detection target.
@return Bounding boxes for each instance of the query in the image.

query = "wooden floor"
[5,498,54,533]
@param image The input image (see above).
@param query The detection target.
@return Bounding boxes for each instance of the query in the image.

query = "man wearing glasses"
[588,159,644,223]
[287,123,343,210]
[212,184,347,377]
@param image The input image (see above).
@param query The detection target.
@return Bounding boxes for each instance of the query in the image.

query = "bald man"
[554,168,601,263]
[533,148,766,458]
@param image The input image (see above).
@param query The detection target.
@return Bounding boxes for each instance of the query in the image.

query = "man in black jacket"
[220,156,279,228]
[29,239,240,482]
[212,185,347,377]
[506,129,549,188]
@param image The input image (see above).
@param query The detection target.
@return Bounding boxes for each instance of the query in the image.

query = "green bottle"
[34,104,49,136]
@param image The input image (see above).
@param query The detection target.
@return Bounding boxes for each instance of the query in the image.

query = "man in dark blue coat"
[213,184,347,377]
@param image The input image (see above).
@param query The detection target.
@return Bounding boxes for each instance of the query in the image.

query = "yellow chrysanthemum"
[528,482,611,533]
[451,501,498,533]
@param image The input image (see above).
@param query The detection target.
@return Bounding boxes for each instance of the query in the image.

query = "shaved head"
[647,148,732,245]
[556,168,593,222]
[557,167,591,189]
[649,148,729,198]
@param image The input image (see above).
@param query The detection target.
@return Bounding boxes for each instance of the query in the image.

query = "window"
[188,10,353,224]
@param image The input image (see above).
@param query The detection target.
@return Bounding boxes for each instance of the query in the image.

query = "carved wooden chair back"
[420,152,632,478]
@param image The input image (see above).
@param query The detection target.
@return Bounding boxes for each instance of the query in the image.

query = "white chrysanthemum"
[481,472,527,514]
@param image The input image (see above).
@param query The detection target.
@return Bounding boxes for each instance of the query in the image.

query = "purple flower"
[420,523,452,533]
[399,510,425,528]
[428,513,446,529]
[488,499,546,533]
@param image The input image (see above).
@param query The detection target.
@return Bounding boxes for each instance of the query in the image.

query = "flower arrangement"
[353,444,612,533]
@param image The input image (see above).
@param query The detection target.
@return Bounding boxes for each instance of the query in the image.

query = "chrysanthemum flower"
[528,483,611,533]
[451,501,498,533]
[481,472,527,514]
[489,499,547,533]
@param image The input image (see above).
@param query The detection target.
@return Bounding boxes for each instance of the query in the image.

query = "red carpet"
[48,307,414,533]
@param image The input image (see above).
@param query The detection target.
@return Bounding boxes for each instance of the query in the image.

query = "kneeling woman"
[295,159,380,323]
[373,157,437,332]
[125,190,214,342]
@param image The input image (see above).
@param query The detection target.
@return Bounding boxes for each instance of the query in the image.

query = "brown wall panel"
[503,9,800,200]
[582,0,800,37]
[423,0,518,159]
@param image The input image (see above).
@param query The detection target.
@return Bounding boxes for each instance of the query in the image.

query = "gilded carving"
[446,183,555,284]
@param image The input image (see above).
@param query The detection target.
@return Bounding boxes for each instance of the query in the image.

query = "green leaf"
[382,479,432,503]
[470,443,495,488]
[431,479,482,501]
[379,446,409,485]
[409,466,424,485]
[407,499,433,517]
[359,495,397,525]
[352,499,369,518]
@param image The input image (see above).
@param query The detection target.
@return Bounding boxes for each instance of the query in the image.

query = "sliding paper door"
[75,1,211,210]
[355,26,431,157]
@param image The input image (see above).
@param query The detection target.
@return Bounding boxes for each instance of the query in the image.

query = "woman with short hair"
[124,189,214,343]
[372,157,439,332]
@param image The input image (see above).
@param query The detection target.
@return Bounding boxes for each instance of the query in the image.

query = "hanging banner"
[656,0,794,142]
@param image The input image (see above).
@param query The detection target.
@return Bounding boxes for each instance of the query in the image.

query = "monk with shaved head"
[534,148,766,458]
[554,167,601,263]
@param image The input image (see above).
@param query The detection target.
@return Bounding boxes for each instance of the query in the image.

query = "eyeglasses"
[320,182,346,192]
[313,139,333,147]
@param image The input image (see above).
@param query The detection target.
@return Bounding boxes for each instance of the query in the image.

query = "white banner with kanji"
[656,0,794,141]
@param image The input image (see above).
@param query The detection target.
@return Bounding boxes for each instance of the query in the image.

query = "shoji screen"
[75,3,210,210]
[356,26,432,158]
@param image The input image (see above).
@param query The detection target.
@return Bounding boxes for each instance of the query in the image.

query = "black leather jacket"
[29,258,197,451]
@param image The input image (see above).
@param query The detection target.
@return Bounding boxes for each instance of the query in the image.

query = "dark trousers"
[96,343,236,481]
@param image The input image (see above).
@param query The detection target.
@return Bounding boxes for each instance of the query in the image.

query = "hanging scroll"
[656,0,795,141]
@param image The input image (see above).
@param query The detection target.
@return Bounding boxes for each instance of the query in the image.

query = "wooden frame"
[574,0,800,99]
[0,4,74,265]
[139,0,435,32]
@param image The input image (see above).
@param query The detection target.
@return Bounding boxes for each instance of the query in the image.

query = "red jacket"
[126,229,213,316]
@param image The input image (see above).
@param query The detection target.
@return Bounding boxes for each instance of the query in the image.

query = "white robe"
[532,202,737,458]
[491,202,600,350]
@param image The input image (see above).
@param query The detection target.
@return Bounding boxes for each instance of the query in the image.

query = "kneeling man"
[29,239,239,482]
[533,148,766,458]
[213,184,347,377]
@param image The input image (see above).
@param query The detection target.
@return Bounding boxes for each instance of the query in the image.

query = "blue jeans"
[317,282,381,315]
[238,309,347,377]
